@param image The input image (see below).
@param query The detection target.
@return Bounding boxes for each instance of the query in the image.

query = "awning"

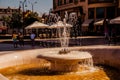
[110,16,120,24]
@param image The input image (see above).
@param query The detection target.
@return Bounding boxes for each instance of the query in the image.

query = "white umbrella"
[82,19,93,27]
[110,16,120,24]
[25,21,49,29]
[94,20,104,26]
[49,21,72,28]
[25,21,49,37]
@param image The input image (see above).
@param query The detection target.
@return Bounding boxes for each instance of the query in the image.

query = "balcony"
[88,0,115,4]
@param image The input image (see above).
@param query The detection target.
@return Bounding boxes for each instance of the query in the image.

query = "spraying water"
[37,11,95,72]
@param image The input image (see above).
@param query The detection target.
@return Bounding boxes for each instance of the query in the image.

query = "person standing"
[12,31,18,48]
[30,31,36,48]
[18,32,24,47]
[103,18,110,45]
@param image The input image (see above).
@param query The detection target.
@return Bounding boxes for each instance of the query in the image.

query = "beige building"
[0,7,19,34]
[53,0,118,21]
[0,7,19,19]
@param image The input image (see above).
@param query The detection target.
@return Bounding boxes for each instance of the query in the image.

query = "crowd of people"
[12,31,36,48]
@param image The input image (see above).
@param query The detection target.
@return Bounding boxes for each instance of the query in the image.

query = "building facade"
[53,0,118,21]
[117,0,120,15]
[0,7,19,26]
[0,7,19,34]
[0,7,19,19]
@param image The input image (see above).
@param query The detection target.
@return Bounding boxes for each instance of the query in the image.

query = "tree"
[1,10,40,31]
[23,11,39,26]
[10,11,22,29]
[1,15,11,26]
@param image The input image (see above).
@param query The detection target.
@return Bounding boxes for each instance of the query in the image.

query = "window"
[0,9,2,12]
[88,0,96,3]
[80,0,85,2]
[64,0,67,4]
[58,0,62,6]
[89,0,114,4]
[53,0,56,9]
[69,0,73,3]
[74,0,79,3]
[79,7,83,14]
[106,7,115,19]
[118,8,120,16]
[88,8,94,19]
[96,8,104,18]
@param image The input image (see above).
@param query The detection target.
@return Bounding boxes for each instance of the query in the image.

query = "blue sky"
[0,0,53,15]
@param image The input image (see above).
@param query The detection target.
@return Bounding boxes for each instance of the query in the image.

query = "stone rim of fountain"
[37,49,94,72]
[38,50,92,60]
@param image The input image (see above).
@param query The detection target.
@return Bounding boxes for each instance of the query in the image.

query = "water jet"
[38,12,94,73]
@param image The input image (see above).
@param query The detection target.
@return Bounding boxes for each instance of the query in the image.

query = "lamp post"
[28,1,37,12]
[20,0,27,34]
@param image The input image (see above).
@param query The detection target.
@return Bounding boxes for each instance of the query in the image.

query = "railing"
[88,0,114,4]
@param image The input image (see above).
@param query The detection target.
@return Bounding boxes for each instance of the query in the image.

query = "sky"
[0,0,53,16]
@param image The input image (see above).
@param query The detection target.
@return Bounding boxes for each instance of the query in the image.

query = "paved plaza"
[0,36,120,53]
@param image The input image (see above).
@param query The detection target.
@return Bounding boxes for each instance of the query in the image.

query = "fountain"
[38,11,94,72]
[0,12,120,80]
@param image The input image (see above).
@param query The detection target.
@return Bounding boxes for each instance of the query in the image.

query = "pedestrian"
[12,31,18,48]
[18,32,24,47]
[30,31,36,48]
[104,24,109,39]
[103,18,110,45]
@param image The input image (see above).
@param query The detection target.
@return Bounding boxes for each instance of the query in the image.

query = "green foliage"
[1,15,11,27]
[24,11,39,26]
[1,10,40,29]
[10,11,22,29]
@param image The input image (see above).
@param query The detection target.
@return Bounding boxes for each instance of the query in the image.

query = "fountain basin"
[0,47,120,80]
[38,50,93,72]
